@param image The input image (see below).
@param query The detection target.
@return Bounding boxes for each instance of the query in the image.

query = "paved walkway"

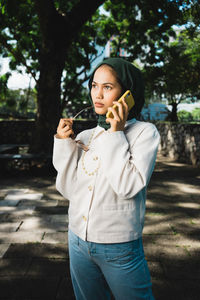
[0,154,199,300]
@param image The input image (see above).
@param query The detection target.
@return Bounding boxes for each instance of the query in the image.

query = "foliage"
[0,72,10,99]
[0,0,199,152]
[1,1,198,113]
[191,108,200,121]
[0,0,105,153]
[177,110,193,122]
[60,9,107,114]
[143,26,200,121]
[0,0,106,113]
[0,87,37,119]
[101,0,188,64]
[99,0,199,122]
[0,0,39,80]
[178,108,200,122]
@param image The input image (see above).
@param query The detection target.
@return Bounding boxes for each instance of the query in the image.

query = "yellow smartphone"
[106,90,135,119]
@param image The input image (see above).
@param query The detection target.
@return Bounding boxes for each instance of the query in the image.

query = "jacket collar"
[94,118,137,139]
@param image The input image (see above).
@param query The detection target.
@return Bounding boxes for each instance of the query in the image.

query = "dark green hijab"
[88,57,145,130]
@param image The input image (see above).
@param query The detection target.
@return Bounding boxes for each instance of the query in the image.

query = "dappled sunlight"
[176,202,200,209]
[21,217,45,231]
[161,161,191,168]
[0,156,199,300]
[144,219,174,235]
[44,191,65,201]
[144,153,200,283]
[0,206,35,215]
[0,221,22,232]
[166,182,200,195]
[20,215,68,234]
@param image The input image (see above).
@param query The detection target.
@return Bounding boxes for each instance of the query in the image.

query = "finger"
[58,119,72,132]
[66,129,74,138]
[106,117,111,124]
[113,101,124,120]
[57,123,69,135]
[60,128,74,138]
[63,119,73,127]
[62,125,71,133]
[58,124,68,135]
[63,118,73,124]
[107,106,120,121]
[121,99,129,116]
[106,117,118,131]
[106,117,117,125]
[58,118,66,129]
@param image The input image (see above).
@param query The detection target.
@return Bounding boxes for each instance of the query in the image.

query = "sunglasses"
[72,106,93,152]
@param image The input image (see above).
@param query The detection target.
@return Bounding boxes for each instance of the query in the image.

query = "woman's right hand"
[56,118,74,139]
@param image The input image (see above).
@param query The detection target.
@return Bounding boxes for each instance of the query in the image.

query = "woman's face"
[91,65,122,115]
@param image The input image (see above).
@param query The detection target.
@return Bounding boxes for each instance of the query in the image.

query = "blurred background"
[0,0,199,172]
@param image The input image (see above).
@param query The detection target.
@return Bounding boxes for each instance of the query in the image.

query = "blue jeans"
[68,230,155,300]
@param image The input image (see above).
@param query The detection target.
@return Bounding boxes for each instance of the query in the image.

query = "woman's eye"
[92,83,97,89]
[104,86,112,90]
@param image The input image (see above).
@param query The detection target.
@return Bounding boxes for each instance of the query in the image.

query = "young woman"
[53,57,160,300]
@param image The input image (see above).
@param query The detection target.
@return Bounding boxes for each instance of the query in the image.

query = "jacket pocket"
[105,239,142,265]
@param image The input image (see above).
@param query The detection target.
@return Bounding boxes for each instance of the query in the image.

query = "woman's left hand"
[106,98,129,132]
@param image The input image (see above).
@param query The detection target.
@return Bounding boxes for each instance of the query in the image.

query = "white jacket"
[53,119,160,243]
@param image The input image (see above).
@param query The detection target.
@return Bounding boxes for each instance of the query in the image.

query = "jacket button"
[82,216,87,222]
[88,185,93,191]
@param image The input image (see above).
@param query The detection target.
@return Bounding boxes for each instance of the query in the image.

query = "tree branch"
[61,48,104,103]
[33,0,56,38]
[67,0,105,26]
[0,35,38,83]
[34,0,105,47]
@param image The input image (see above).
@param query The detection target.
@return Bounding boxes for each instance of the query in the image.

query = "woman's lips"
[95,102,104,108]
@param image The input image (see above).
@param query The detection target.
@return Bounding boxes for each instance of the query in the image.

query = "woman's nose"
[96,88,103,99]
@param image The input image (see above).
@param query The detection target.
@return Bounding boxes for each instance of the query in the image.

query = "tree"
[100,0,199,121]
[32,0,107,153]
[0,0,105,153]
[0,87,37,119]
[143,27,200,121]
[100,0,187,64]
[0,0,198,152]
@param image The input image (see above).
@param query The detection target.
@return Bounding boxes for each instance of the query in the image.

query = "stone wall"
[0,120,97,144]
[155,122,200,166]
[0,120,199,166]
[0,120,35,144]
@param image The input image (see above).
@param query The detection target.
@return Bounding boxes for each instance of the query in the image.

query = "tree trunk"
[170,102,178,122]
[30,50,65,154]
[30,0,105,154]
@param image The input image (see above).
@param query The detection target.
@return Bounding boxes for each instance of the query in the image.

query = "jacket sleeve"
[95,124,160,199]
[52,137,79,200]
